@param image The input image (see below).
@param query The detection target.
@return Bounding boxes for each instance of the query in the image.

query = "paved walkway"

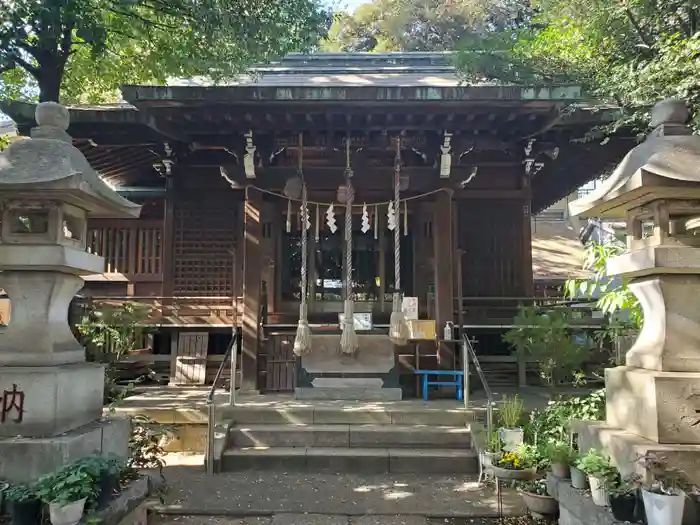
[158,463,526,518]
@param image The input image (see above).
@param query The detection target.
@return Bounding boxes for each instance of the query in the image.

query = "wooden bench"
[413,369,466,401]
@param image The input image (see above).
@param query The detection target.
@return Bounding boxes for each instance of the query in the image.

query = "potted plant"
[498,394,524,451]
[638,454,687,525]
[607,473,641,522]
[37,466,98,525]
[4,484,42,525]
[491,445,537,481]
[518,478,558,517]
[546,441,575,479]
[576,449,616,506]
[77,454,124,509]
[481,431,501,467]
[570,452,588,490]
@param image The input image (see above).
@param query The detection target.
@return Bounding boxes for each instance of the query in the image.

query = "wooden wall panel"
[457,199,527,297]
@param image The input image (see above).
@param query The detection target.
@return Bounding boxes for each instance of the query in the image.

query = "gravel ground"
[150,516,550,525]
[159,466,526,518]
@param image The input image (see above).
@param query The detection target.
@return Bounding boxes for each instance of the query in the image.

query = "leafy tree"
[322,0,533,52]
[0,0,332,103]
[457,0,700,133]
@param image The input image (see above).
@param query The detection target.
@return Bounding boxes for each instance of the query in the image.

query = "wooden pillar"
[242,188,263,392]
[161,174,175,305]
[522,196,534,297]
[433,189,454,367]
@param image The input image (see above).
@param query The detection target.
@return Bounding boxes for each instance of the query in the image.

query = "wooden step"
[229,423,472,449]
[221,447,479,474]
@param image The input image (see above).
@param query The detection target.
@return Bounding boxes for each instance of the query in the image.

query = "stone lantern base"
[0,417,130,483]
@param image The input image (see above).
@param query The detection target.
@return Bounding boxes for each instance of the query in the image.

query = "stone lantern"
[0,102,141,482]
[569,99,700,490]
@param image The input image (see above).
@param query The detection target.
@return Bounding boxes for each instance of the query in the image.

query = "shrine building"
[2,52,632,395]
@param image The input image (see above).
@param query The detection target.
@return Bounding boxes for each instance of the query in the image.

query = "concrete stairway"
[218,404,478,474]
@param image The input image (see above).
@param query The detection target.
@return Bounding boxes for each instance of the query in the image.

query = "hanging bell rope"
[389,137,409,346]
[293,133,312,356]
[340,136,359,355]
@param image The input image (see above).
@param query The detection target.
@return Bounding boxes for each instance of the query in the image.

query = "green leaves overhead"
[456,0,700,132]
[0,0,331,102]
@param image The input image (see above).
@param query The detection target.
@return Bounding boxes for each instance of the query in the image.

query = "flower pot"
[490,465,536,480]
[642,489,685,525]
[588,475,610,507]
[520,490,559,517]
[551,462,570,479]
[8,498,42,525]
[610,493,637,522]
[498,427,524,452]
[97,473,120,508]
[49,498,87,525]
[570,467,588,489]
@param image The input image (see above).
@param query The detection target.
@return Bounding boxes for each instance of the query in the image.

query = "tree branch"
[60,21,74,59]
[623,7,654,53]
[7,53,39,77]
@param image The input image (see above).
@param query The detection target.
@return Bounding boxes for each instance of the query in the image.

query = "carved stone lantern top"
[569,99,700,219]
[0,101,141,219]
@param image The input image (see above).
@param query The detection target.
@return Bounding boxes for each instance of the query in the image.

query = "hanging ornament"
[336,184,349,204]
[326,203,337,233]
[387,201,396,231]
[286,199,291,233]
[374,204,378,240]
[300,201,311,231]
[293,132,312,356]
[403,200,408,236]
[315,204,320,242]
[340,136,358,356]
[361,203,370,234]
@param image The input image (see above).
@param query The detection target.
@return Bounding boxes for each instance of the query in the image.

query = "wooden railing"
[86,220,163,280]
[72,295,243,326]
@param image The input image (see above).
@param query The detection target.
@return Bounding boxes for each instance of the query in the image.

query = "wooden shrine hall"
[2,52,631,395]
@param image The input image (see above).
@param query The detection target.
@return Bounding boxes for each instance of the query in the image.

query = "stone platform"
[0,416,130,483]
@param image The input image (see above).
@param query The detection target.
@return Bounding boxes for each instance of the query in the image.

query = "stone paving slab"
[150,516,540,525]
[160,467,525,517]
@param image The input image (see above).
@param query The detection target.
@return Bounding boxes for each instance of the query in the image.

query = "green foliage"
[525,388,605,445]
[517,477,550,496]
[576,449,616,479]
[128,414,174,480]
[0,135,10,151]
[36,462,98,506]
[498,393,525,428]
[1,0,331,102]
[608,473,641,497]
[565,242,641,328]
[4,483,38,502]
[545,441,576,465]
[638,453,690,495]
[503,305,589,385]
[322,0,532,52]
[457,0,700,133]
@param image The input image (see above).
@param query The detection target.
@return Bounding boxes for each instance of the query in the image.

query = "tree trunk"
[37,60,65,103]
[38,73,62,103]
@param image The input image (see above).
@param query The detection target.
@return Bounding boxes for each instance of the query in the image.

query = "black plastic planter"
[97,473,120,509]
[7,498,42,525]
[611,494,637,522]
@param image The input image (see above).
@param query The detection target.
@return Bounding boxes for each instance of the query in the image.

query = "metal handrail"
[205,330,239,476]
[461,333,494,438]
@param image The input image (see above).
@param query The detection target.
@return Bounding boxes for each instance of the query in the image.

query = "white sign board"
[338,312,373,331]
[402,297,419,320]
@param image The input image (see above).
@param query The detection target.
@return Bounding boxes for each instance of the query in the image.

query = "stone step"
[229,424,472,449]
[221,447,479,474]
[220,406,475,427]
